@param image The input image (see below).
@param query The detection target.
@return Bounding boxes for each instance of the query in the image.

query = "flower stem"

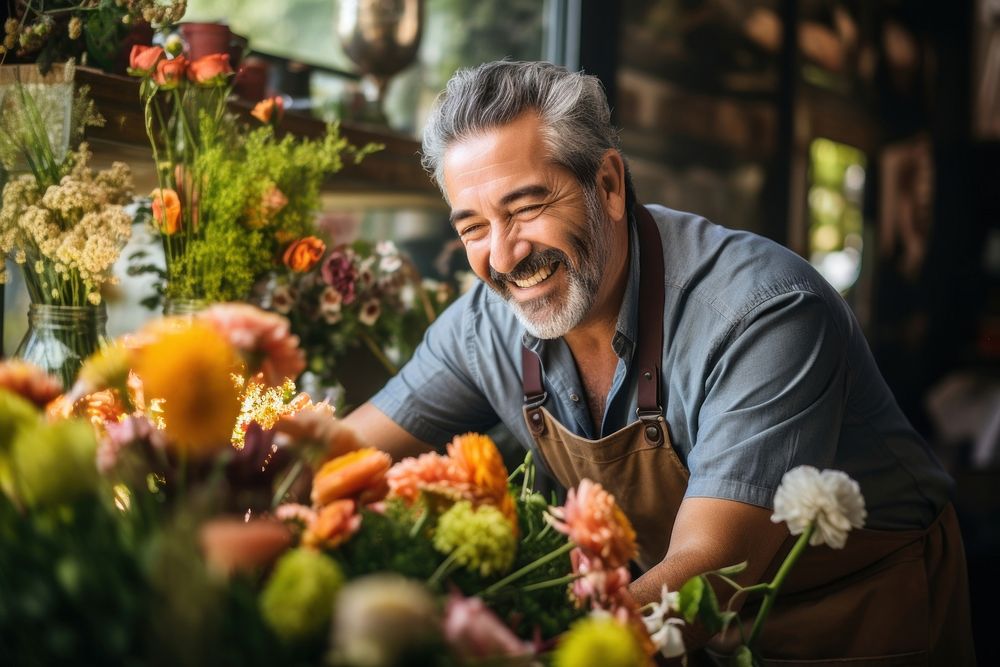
[271,458,304,509]
[519,573,581,593]
[428,550,460,589]
[481,540,574,596]
[747,522,815,648]
[358,329,398,375]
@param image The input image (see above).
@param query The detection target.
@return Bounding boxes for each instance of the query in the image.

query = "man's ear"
[595,149,627,222]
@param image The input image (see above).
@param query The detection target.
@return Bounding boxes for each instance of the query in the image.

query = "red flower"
[188,53,233,86]
[153,56,187,89]
[320,247,358,305]
[128,44,164,76]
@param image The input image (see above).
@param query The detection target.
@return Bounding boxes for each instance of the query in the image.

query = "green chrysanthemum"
[11,418,98,508]
[554,616,645,667]
[259,547,344,641]
[433,500,516,577]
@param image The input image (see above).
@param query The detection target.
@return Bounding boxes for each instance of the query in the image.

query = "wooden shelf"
[75,67,441,200]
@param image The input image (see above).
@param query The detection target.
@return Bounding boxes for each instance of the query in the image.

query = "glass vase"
[163,298,209,316]
[14,304,109,389]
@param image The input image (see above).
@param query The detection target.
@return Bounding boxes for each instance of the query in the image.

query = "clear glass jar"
[163,298,209,316]
[14,304,109,389]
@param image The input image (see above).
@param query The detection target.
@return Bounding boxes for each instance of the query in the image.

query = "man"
[341,61,973,662]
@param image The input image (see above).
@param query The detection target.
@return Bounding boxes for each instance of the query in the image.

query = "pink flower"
[275,502,318,528]
[570,548,632,610]
[549,479,637,569]
[198,303,306,386]
[358,298,381,326]
[320,247,358,305]
[319,286,343,324]
[270,284,297,314]
[443,593,533,660]
[386,451,470,504]
[97,415,164,473]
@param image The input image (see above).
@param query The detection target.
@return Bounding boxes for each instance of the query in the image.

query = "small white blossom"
[642,584,686,659]
[771,465,867,549]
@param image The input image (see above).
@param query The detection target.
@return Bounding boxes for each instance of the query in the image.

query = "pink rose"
[443,594,532,660]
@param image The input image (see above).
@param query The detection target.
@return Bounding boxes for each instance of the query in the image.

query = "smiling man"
[341,61,974,662]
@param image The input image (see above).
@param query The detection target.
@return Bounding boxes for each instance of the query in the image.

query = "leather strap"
[522,205,665,441]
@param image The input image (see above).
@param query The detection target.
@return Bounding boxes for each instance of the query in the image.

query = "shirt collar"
[521,210,640,361]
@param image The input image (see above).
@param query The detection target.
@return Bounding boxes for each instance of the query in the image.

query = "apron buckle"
[636,407,664,445]
[524,391,548,410]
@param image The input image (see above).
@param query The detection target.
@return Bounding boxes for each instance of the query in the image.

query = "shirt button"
[570,393,580,402]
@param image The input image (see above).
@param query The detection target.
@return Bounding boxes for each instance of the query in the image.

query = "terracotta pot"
[180,21,232,61]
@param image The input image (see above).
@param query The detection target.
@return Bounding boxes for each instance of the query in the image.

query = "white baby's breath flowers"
[771,465,867,549]
[642,584,686,659]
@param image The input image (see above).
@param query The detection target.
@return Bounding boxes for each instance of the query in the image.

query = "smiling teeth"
[512,263,556,288]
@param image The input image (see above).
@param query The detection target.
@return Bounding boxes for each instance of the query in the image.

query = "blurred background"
[2,0,998,661]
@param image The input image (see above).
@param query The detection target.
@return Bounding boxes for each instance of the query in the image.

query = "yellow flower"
[554,617,645,667]
[132,322,242,458]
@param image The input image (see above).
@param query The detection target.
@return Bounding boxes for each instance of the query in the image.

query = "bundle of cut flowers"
[0,62,134,307]
[263,238,457,389]
[125,44,379,307]
[0,302,869,666]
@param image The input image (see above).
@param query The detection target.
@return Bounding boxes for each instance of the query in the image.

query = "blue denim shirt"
[372,205,952,529]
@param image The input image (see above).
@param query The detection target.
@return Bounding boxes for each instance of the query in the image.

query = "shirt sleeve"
[684,290,848,509]
[369,288,500,449]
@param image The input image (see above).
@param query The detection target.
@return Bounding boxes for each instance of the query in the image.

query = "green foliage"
[333,500,444,581]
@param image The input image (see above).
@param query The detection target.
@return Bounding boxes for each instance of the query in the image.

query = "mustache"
[489,248,567,285]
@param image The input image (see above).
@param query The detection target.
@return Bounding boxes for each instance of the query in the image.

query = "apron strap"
[522,205,666,442]
[634,206,665,445]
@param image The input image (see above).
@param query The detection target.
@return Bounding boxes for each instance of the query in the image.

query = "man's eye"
[513,204,543,218]
[459,224,485,238]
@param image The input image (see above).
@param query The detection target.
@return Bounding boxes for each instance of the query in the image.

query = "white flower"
[642,584,685,659]
[771,465,867,549]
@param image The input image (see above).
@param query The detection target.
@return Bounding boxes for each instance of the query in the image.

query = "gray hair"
[421,60,634,208]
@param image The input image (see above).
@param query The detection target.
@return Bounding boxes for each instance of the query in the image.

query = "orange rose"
[150,188,181,235]
[128,44,164,76]
[153,56,187,89]
[283,236,325,273]
[311,447,391,507]
[251,96,285,124]
[188,53,233,86]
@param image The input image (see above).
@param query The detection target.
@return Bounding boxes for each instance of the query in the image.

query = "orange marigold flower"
[448,432,510,504]
[283,236,325,273]
[549,479,637,570]
[302,499,362,549]
[311,447,392,507]
[132,321,242,459]
[251,95,285,124]
[0,360,61,408]
[150,188,181,235]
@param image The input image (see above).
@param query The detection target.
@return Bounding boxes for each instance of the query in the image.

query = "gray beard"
[488,187,611,339]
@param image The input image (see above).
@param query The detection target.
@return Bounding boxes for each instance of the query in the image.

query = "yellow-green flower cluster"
[554,616,646,667]
[0,144,133,305]
[432,500,516,578]
[259,547,344,641]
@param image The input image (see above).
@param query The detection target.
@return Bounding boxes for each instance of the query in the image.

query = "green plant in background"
[1,0,187,73]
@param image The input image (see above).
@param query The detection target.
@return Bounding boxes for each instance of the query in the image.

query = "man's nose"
[489,225,531,275]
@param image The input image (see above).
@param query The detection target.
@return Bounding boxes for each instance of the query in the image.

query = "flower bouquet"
[0,303,871,665]
[125,44,378,311]
[265,238,456,399]
[0,62,135,386]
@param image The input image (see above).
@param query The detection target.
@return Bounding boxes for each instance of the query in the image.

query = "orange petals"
[128,44,164,75]
[550,479,637,569]
[283,236,326,273]
[150,188,181,235]
[153,56,187,88]
[303,499,362,548]
[251,95,285,124]
[188,53,233,86]
[311,447,392,506]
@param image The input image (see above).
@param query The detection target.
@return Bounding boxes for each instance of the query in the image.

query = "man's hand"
[631,497,789,606]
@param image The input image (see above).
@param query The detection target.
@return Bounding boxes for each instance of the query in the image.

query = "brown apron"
[521,206,975,664]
